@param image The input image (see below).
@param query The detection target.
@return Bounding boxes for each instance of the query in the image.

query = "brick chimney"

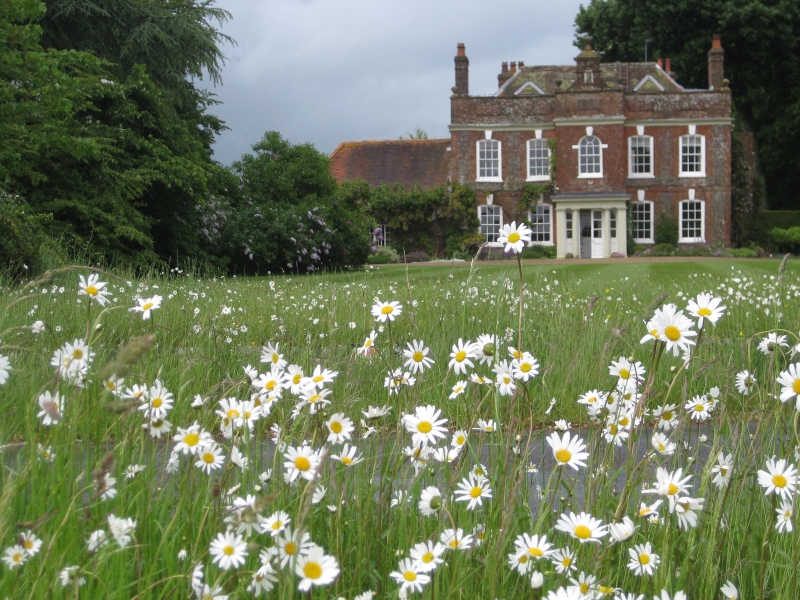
[708,34,724,90]
[510,61,517,74]
[454,43,469,95]
[498,61,510,88]
[657,58,663,69]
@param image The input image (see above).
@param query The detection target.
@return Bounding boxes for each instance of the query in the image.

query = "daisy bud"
[670,366,676,373]
[530,572,544,589]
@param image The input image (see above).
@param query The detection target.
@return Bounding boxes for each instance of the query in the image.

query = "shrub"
[520,245,556,259]
[654,216,679,245]
[374,246,400,263]
[673,246,712,257]
[0,192,59,280]
[728,247,758,258]
[367,254,392,264]
[770,227,800,255]
[650,243,676,257]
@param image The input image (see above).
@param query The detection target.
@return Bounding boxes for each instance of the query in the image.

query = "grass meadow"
[1,258,800,599]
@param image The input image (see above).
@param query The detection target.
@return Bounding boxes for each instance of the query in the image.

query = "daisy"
[643,467,692,505]
[578,389,606,407]
[473,333,498,364]
[331,443,363,466]
[404,405,447,446]
[255,367,286,399]
[362,405,391,419]
[403,339,435,373]
[757,457,797,499]
[651,432,676,456]
[470,373,494,386]
[0,355,11,385]
[210,532,248,570]
[555,511,607,543]
[79,273,111,305]
[674,497,705,529]
[514,533,553,560]
[2,545,27,569]
[776,500,794,533]
[640,303,697,357]
[325,413,354,444]
[498,221,532,254]
[87,530,109,552]
[449,338,476,375]
[145,417,172,439]
[275,527,313,569]
[568,572,596,596]
[609,357,645,385]
[371,300,403,323]
[284,445,321,483]
[494,360,516,396]
[451,429,468,447]
[139,380,174,421]
[431,446,461,463]
[260,342,286,369]
[19,531,42,556]
[474,419,497,433]
[454,473,493,510]
[655,404,679,431]
[295,545,340,592]
[357,330,378,357]
[758,332,788,356]
[409,541,445,573]
[389,558,430,593]
[418,486,443,516]
[195,443,225,474]
[512,352,540,382]
[546,431,589,471]
[59,566,86,587]
[685,395,711,421]
[107,514,136,547]
[686,292,726,327]
[250,563,278,595]
[37,391,64,426]
[449,380,468,399]
[637,500,662,520]
[307,365,338,389]
[550,548,577,573]
[508,548,534,575]
[777,363,800,404]
[608,516,637,543]
[720,581,739,600]
[440,528,473,551]
[132,295,161,319]
[734,370,757,395]
[627,542,660,576]
[711,452,733,489]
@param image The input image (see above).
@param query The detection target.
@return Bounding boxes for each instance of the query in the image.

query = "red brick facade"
[450,37,732,257]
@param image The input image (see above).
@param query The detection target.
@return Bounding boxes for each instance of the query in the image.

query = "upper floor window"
[680,134,705,177]
[578,135,604,177]
[528,204,552,244]
[583,71,594,83]
[527,139,550,181]
[478,204,502,242]
[630,201,654,243]
[679,200,705,242]
[477,139,501,181]
[629,135,654,177]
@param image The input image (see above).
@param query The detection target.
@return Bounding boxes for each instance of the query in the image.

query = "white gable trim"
[514,81,546,96]
[633,74,665,92]
[495,71,521,96]
[654,63,685,91]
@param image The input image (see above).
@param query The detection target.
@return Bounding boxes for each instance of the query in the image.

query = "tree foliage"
[574,0,800,209]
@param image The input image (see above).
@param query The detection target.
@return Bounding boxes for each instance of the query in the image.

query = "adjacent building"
[331,37,733,258]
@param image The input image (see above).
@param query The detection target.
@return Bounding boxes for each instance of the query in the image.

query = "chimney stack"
[454,43,469,95]
[510,61,517,74]
[518,61,525,69]
[657,58,663,69]
[708,34,724,90]
[665,58,671,73]
[498,61,510,88]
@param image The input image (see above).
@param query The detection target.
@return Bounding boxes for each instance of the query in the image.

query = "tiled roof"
[329,139,451,189]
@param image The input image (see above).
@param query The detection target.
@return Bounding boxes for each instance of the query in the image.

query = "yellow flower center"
[662,411,673,421]
[619,368,630,379]
[381,305,394,315]
[72,349,84,359]
[793,379,800,394]
[295,456,311,471]
[556,449,572,464]
[266,380,276,390]
[580,583,590,593]
[574,525,591,539]
[271,521,283,530]
[313,375,324,383]
[417,421,432,434]
[664,325,681,341]
[508,232,521,243]
[694,404,704,412]
[470,486,482,498]
[285,542,296,555]
[698,307,712,316]
[650,328,659,338]
[303,562,322,579]
[142,302,154,310]
[272,353,279,363]
[529,547,543,557]
[667,483,679,495]
[13,552,23,563]
[152,398,162,408]
[720,467,728,476]
[404,571,417,581]
[413,351,424,362]
[227,409,240,418]
[639,553,650,564]
[520,363,531,373]
[609,424,618,435]
[223,545,234,556]
[309,394,320,404]
[342,457,352,465]
[184,433,200,446]
[562,557,572,566]
[365,339,372,347]
[619,416,629,426]
[330,421,343,434]
[449,540,459,548]
[456,435,466,445]
[773,474,788,488]
[455,351,467,362]
[203,452,215,464]
[24,540,32,549]
[293,374,303,384]
[422,552,434,563]
[519,554,528,563]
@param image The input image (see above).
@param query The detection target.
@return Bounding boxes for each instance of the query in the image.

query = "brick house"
[331,36,732,258]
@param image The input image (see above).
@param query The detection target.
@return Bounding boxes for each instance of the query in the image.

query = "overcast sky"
[201,0,587,167]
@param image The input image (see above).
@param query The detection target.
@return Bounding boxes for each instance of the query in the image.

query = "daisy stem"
[516,253,524,351]
[757,495,777,600]
[85,300,92,342]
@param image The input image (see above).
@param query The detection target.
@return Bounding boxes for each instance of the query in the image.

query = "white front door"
[591,210,604,258]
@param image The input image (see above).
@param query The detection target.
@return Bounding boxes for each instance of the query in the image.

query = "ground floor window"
[479,205,502,242]
[610,209,617,238]
[528,204,552,244]
[630,201,653,243]
[372,224,389,246]
[679,200,705,242]
[565,210,573,239]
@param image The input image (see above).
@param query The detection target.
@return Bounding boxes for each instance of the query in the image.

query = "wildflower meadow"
[1,242,800,599]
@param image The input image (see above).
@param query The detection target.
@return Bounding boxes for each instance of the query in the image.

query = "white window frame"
[565,209,573,239]
[526,139,550,181]
[628,135,654,178]
[679,134,706,177]
[527,204,553,245]
[679,200,705,243]
[372,224,389,247]
[476,139,502,182]
[574,135,607,178]
[478,205,503,244]
[630,201,654,243]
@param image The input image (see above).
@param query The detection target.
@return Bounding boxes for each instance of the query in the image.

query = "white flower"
[210,532,248,570]
[79,273,111,305]
[686,292,726,327]
[0,354,11,385]
[720,581,739,600]
[547,431,589,470]
[627,542,660,576]
[554,511,607,543]
[295,545,340,592]
[107,514,136,548]
[735,370,757,395]
[132,295,162,319]
[403,339,435,373]
[454,473,492,510]
[651,432,675,456]
[371,300,402,323]
[448,338,476,375]
[712,452,733,489]
[403,405,447,446]
[390,558,430,593]
[640,303,697,357]
[608,516,637,543]
[757,457,797,500]
[776,500,794,533]
[497,221,532,254]
[758,332,788,355]
[777,363,800,404]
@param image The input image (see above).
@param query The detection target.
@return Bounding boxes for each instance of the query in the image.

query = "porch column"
[603,208,612,258]
[617,204,628,256]
[555,207,567,258]
[572,209,580,256]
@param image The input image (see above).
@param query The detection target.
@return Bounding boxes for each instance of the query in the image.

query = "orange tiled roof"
[329,139,451,189]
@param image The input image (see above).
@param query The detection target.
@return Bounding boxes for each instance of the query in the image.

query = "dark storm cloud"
[201,0,587,166]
